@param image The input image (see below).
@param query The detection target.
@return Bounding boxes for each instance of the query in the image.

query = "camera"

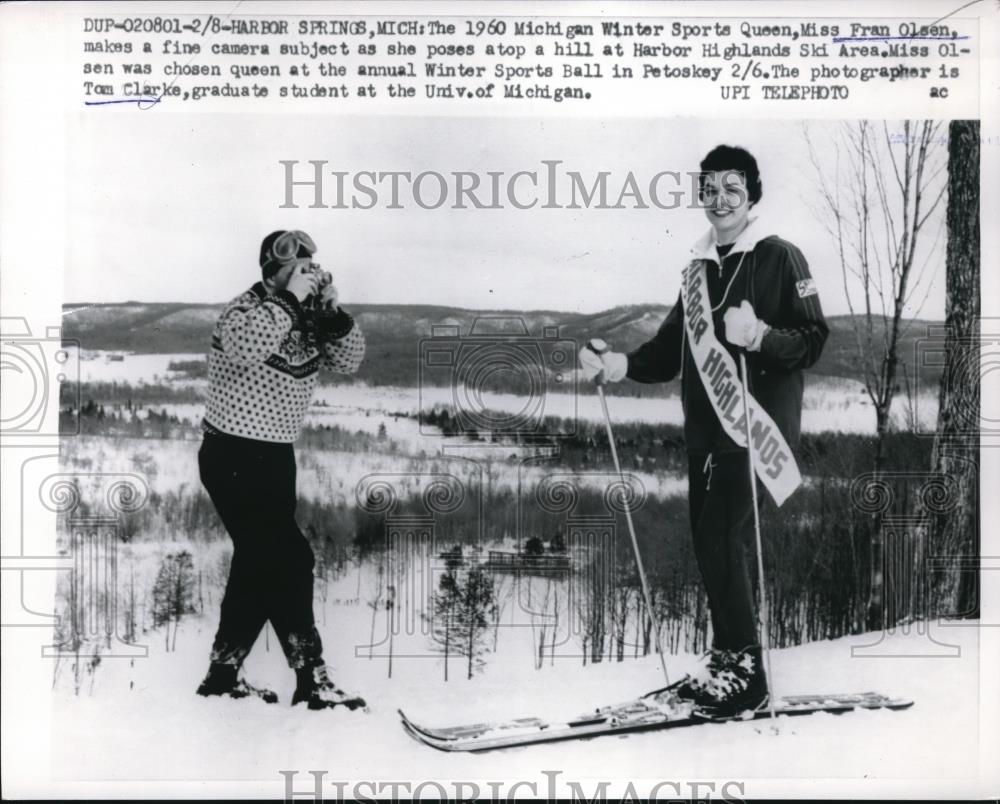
[914,322,999,442]
[0,317,80,436]
[299,263,335,332]
[418,316,577,437]
[297,263,354,340]
[301,262,331,300]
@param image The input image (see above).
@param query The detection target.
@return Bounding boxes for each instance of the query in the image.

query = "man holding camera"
[196,230,366,710]
[579,146,828,718]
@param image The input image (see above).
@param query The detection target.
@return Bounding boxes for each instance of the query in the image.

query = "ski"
[399,689,912,752]
[294,687,368,711]
[318,692,367,711]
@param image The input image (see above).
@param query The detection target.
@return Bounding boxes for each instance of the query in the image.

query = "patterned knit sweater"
[203,282,365,442]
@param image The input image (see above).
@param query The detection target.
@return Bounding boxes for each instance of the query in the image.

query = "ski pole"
[587,341,671,687]
[738,352,777,721]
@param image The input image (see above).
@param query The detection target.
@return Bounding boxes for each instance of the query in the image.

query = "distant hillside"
[61,301,944,393]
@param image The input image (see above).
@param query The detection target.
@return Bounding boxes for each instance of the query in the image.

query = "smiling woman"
[696,146,762,245]
[578,141,831,719]
[699,172,752,244]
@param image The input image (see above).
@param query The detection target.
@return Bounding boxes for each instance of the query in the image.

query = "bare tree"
[611,583,632,662]
[365,562,385,660]
[491,574,516,652]
[576,554,609,663]
[549,583,561,666]
[123,567,139,645]
[528,575,566,669]
[806,120,947,468]
[929,120,980,618]
[807,121,948,630]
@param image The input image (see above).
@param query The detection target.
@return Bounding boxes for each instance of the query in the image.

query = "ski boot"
[292,663,366,711]
[670,648,737,706]
[693,646,769,720]
[196,663,278,704]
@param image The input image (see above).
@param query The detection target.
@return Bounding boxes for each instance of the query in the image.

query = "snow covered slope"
[50,611,986,798]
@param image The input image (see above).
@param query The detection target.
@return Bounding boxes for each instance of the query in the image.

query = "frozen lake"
[66,348,939,436]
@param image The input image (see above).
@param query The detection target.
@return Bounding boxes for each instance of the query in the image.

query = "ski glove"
[723,300,769,351]
[578,339,628,383]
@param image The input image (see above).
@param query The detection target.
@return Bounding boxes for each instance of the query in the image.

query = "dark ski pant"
[688,450,762,653]
[198,431,323,670]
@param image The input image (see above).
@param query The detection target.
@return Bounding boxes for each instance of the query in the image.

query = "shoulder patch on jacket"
[796,278,817,298]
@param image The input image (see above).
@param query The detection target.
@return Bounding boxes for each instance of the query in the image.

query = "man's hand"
[723,300,769,351]
[578,339,628,384]
[318,275,338,309]
[286,264,320,302]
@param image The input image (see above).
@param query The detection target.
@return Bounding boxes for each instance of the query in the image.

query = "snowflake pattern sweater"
[203,282,365,442]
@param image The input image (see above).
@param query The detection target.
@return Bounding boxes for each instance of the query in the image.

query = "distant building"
[484,549,570,576]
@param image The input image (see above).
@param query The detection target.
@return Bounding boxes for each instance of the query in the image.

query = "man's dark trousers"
[198,430,323,669]
[687,450,762,652]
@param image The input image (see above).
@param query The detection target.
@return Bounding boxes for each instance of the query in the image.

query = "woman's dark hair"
[699,145,763,207]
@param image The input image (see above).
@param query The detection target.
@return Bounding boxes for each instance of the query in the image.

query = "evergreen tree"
[429,563,497,680]
[151,551,197,651]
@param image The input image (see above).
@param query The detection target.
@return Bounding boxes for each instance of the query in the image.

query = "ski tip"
[399,717,425,745]
[399,718,454,752]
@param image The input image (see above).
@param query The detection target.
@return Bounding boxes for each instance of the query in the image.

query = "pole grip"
[586,339,609,385]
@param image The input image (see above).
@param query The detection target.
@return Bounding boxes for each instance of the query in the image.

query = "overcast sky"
[65,114,947,318]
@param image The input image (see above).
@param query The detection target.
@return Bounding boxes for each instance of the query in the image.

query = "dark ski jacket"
[627,221,828,453]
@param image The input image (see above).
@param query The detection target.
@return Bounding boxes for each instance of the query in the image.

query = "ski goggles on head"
[261,230,317,277]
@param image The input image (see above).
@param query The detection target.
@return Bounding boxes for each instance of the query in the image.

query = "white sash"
[682,259,802,506]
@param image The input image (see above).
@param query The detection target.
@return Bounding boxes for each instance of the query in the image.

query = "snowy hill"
[50,602,983,798]
[61,301,944,390]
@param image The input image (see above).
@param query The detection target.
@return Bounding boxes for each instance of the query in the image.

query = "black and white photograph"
[1,1,997,800]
